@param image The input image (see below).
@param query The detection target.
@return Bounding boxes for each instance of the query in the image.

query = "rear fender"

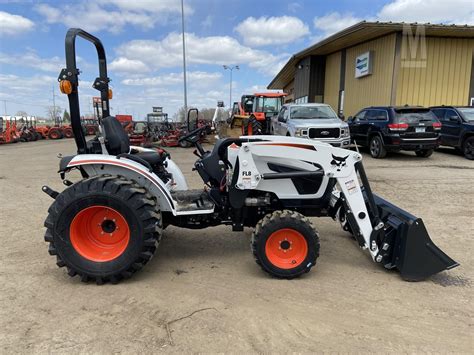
[368,130,383,145]
[65,154,175,213]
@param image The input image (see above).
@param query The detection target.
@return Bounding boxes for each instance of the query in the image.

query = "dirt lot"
[0,139,472,353]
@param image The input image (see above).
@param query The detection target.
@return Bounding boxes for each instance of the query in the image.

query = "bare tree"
[16,110,28,117]
[46,106,62,122]
[199,108,215,122]
[173,106,199,123]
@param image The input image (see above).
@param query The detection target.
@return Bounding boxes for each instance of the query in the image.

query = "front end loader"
[227,93,287,138]
[41,28,458,284]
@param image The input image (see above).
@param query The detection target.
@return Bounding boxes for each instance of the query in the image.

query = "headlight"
[341,127,350,137]
[294,128,308,137]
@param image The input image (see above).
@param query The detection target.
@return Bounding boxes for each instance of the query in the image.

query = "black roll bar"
[58,28,110,154]
[187,108,199,131]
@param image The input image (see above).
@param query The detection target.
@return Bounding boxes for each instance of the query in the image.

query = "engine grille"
[309,127,340,139]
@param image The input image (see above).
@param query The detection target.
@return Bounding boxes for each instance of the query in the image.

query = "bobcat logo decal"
[331,154,349,171]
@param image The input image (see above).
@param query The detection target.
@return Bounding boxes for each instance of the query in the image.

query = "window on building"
[295,96,308,104]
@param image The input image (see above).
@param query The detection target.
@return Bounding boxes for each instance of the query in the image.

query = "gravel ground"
[0,139,472,353]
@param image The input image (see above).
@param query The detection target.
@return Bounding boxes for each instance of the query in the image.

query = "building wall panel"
[309,56,326,102]
[323,51,341,110]
[294,57,311,100]
[396,37,474,106]
[283,79,295,102]
[344,34,396,116]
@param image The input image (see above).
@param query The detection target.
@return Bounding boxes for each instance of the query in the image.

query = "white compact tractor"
[42,29,458,284]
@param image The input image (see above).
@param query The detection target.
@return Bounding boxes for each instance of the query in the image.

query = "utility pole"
[223,65,239,108]
[52,85,58,122]
[181,0,188,119]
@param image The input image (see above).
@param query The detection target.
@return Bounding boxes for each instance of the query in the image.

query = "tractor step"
[171,189,214,212]
[42,185,59,199]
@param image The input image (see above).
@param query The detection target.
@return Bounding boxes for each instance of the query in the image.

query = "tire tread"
[43,175,162,284]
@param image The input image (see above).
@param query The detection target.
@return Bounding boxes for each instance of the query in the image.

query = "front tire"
[44,175,162,284]
[415,149,433,158]
[462,137,474,160]
[179,139,191,148]
[251,210,320,279]
[369,135,387,158]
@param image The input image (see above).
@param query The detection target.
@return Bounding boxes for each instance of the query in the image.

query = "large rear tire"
[251,210,320,279]
[63,128,74,139]
[48,129,62,140]
[243,116,262,136]
[44,175,162,284]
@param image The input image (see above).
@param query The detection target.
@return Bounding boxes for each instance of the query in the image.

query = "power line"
[0,98,55,108]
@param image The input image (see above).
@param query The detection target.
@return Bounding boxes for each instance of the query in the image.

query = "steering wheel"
[178,126,207,144]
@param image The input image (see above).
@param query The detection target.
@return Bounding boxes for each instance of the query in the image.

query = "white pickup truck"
[270,103,351,147]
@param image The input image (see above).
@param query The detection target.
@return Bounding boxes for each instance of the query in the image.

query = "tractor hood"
[289,118,348,129]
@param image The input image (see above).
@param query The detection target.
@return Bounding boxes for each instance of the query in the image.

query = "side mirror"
[278,116,286,123]
[347,116,354,123]
[448,115,460,122]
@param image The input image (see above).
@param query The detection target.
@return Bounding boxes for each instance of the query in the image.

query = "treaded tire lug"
[43,175,162,285]
[251,210,320,279]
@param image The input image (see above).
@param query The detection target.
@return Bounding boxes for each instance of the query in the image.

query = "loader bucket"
[373,193,459,281]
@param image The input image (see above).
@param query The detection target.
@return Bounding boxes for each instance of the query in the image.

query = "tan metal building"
[268,22,474,117]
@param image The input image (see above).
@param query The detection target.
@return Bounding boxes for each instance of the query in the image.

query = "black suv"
[348,106,441,158]
[430,106,474,160]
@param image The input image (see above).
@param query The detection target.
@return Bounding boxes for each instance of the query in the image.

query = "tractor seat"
[103,116,130,155]
[102,116,166,169]
[134,151,166,167]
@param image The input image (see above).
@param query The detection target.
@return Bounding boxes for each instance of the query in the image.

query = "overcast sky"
[0,0,472,119]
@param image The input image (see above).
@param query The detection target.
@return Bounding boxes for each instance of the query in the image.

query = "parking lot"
[0,139,472,353]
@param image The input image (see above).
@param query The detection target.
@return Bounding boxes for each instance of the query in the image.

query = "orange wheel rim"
[70,206,130,262]
[265,229,308,269]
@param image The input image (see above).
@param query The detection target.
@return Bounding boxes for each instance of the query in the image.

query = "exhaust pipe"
[373,193,459,281]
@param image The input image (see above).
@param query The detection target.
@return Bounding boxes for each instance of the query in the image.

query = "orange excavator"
[229,92,286,136]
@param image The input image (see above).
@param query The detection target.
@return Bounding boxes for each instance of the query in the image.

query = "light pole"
[223,65,239,109]
[181,0,188,118]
